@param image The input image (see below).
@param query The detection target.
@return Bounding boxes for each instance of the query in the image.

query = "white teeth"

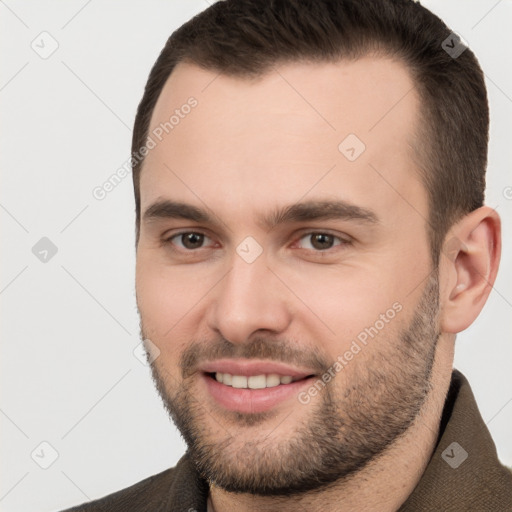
[231,375,248,389]
[248,375,266,389]
[266,374,281,387]
[213,372,297,389]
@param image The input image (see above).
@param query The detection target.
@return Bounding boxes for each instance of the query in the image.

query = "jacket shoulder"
[59,466,177,512]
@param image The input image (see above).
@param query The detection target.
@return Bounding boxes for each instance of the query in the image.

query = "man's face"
[135,58,440,494]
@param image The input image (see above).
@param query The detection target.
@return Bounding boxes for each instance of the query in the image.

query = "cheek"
[281,262,413,355]
[136,263,176,335]
[135,255,215,346]
[136,269,192,373]
[135,255,178,346]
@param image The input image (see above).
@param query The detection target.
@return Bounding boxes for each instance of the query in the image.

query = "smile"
[200,360,317,414]
[211,372,301,389]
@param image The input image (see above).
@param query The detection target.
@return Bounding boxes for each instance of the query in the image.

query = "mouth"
[200,359,318,414]
[206,372,310,389]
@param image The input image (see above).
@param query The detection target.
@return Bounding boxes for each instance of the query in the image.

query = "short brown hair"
[132,0,488,263]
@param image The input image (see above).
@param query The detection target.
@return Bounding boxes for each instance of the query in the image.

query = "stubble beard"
[142,272,440,496]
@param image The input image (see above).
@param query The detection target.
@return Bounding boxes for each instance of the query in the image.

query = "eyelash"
[163,230,351,253]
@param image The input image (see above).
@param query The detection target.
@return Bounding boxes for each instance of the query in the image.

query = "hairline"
[134,52,450,265]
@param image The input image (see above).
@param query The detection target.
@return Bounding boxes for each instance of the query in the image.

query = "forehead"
[140,57,426,225]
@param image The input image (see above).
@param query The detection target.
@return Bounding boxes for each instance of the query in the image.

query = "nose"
[206,251,293,344]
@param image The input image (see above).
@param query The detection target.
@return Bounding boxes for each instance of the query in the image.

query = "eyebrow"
[142,199,378,230]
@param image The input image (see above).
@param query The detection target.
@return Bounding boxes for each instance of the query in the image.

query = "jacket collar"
[398,369,512,510]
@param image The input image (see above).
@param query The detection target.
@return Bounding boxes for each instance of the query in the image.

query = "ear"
[439,206,501,333]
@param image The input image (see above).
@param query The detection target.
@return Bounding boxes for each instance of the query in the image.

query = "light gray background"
[1,1,511,511]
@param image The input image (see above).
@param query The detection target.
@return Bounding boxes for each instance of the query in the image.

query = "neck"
[209,337,454,512]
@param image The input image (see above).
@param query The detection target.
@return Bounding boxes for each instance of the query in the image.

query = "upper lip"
[200,358,316,378]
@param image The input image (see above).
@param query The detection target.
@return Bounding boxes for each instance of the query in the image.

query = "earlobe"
[440,206,501,333]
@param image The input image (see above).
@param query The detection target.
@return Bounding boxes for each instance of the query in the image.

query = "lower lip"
[203,374,314,414]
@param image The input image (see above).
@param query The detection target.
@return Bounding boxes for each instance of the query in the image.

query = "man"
[63,0,512,510]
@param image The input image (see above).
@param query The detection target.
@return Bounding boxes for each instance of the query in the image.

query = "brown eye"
[310,233,334,250]
[297,232,344,251]
[172,232,208,250]
[182,232,204,249]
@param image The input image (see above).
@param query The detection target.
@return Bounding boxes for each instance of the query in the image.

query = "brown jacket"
[60,370,512,511]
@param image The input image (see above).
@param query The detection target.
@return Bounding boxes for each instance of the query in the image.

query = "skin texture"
[135,58,501,511]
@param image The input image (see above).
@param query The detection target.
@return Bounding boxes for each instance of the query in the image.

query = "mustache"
[180,336,329,379]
